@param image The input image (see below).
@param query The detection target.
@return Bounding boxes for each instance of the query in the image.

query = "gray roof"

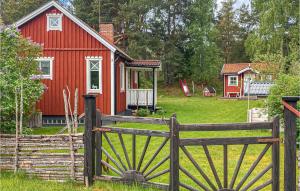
[244,82,274,96]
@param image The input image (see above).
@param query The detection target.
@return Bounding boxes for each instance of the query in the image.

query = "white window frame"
[228,75,238,86]
[47,13,62,31]
[86,57,102,94]
[120,62,125,92]
[32,57,54,80]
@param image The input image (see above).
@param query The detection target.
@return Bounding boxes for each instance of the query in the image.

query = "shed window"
[86,57,102,93]
[120,63,125,92]
[228,76,238,86]
[47,14,62,31]
[32,57,54,79]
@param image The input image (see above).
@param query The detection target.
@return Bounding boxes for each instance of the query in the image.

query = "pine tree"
[216,0,239,63]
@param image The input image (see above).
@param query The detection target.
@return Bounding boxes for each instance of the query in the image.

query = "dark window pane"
[40,61,50,75]
[90,71,99,89]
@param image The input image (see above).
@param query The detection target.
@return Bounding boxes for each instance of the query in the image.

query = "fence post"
[84,95,96,187]
[95,110,102,176]
[272,115,280,191]
[283,96,299,191]
[169,114,179,191]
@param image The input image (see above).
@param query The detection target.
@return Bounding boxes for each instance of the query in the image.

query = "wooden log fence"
[0,133,84,182]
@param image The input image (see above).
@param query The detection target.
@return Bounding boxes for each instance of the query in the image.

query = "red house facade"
[15,1,160,120]
[221,63,268,98]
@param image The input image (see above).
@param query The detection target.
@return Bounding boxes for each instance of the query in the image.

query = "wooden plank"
[103,133,127,171]
[118,133,132,170]
[235,144,271,190]
[84,95,96,186]
[223,145,228,188]
[229,144,248,189]
[137,136,151,171]
[145,169,169,181]
[132,134,136,170]
[272,116,280,191]
[95,110,102,176]
[283,97,298,191]
[180,145,217,191]
[101,147,124,173]
[251,179,272,191]
[203,145,222,189]
[180,137,275,146]
[101,115,169,125]
[141,137,169,173]
[179,121,272,131]
[94,127,170,137]
[240,163,272,191]
[144,155,170,178]
[179,165,210,190]
[169,114,179,191]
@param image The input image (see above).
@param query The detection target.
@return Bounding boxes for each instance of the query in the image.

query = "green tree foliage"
[0,0,50,24]
[186,0,222,86]
[216,0,240,63]
[267,74,300,118]
[245,0,299,72]
[0,28,44,133]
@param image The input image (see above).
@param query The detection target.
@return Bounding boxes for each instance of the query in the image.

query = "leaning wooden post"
[84,95,96,187]
[272,115,280,191]
[169,114,179,191]
[283,96,299,191]
[95,109,102,176]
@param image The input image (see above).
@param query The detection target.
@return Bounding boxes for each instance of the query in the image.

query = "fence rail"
[0,134,84,182]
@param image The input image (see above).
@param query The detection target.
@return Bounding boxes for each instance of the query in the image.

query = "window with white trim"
[47,14,62,31]
[33,57,54,79]
[228,76,238,86]
[120,62,125,92]
[86,57,102,93]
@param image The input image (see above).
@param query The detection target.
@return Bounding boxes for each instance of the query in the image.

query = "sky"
[216,0,251,11]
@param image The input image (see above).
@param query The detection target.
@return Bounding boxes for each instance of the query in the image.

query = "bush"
[0,28,43,133]
[267,74,300,118]
[136,108,150,117]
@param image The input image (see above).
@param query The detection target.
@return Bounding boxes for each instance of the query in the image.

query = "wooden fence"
[83,95,281,190]
[0,134,84,182]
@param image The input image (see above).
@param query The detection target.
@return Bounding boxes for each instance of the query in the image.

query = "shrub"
[0,28,43,133]
[267,74,300,119]
[136,108,150,117]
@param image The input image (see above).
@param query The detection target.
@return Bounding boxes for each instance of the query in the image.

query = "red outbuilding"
[15,1,160,124]
[221,63,273,98]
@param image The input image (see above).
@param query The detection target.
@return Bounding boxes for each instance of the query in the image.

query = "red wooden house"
[15,1,160,124]
[221,63,273,98]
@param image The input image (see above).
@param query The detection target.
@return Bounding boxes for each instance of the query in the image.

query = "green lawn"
[2,92,287,191]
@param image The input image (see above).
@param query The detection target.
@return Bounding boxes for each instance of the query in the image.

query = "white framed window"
[47,14,62,31]
[32,57,54,79]
[120,62,125,92]
[228,75,238,86]
[86,57,102,94]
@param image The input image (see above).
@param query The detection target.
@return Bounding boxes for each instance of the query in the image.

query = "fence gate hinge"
[92,128,111,132]
[257,138,280,143]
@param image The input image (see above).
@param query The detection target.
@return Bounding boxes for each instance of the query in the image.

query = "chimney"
[99,23,114,43]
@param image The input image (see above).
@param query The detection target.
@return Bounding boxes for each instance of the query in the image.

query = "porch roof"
[126,60,161,68]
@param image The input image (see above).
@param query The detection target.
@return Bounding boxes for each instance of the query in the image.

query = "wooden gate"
[169,115,280,191]
[83,96,280,190]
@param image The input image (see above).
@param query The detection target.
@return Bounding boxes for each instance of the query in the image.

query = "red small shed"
[203,87,216,97]
[15,1,161,124]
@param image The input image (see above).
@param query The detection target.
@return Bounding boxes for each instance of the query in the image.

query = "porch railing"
[126,89,154,106]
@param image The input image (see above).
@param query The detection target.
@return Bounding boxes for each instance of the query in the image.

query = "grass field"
[1,89,288,191]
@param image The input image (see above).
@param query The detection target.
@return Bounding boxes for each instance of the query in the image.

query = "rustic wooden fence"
[83,95,282,190]
[0,134,84,182]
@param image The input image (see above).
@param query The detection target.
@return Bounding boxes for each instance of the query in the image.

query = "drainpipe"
[152,68,155,112]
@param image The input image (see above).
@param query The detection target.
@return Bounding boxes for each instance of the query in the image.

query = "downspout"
[152,68,155,111]
[114,54,121,115]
